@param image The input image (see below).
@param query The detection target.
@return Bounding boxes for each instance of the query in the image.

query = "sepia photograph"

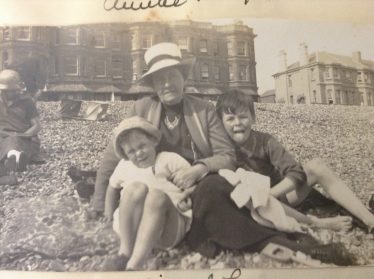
[0,0,373,278]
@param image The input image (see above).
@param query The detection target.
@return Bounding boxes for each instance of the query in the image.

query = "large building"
[273,43,374,106]
[0,21,258,101]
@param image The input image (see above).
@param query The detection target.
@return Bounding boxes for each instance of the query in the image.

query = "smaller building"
[259,89,276,103]
[273,43,374,106]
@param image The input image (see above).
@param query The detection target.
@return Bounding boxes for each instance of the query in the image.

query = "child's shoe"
[102,254,129,271]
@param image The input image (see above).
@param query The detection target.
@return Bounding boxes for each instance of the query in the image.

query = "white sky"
[213,18,374,94]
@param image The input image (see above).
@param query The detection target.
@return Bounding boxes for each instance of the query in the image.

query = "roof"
[286,51,374,72]
[239,88,258,97]
[46,84,91,92]
[93,85,122,93]
[126,84,154,94]
[315,51,370,69]
[261,89,275,97]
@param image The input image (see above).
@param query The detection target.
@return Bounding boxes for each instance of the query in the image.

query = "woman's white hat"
[113,116,162,160]
[140,42,195,84]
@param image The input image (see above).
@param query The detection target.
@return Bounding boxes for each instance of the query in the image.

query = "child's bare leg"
[304,158,374,230]
[281,201,352,231]
[118,182,148,257]
[126,190,180,270]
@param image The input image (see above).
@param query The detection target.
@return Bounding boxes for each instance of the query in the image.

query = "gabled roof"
[286,51,374,71]
[315,51,370,69]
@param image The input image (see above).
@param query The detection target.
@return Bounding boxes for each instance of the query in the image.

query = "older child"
[216,90,374,233]
[103,116,193,270]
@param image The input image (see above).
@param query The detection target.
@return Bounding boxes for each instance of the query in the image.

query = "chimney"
[352,51,362,63]
[278,50,287,72]
[299,42,308,66]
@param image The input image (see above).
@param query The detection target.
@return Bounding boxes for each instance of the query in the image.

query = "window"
[93,31,105,48]
[2,51,9,62]
[364,72,369,82]
[57,28,79,45]
[81,57,87,76]
[64,56,78,76]
[111,56,122,78]
[227,41,233,56]
[141,35,152,49]
[343,91,347,105]
[310,68,316,80]
[288,75,292,87]
[333,67,339,78]
[327,89,333,104]
[313,90,317,103]
[290,95,294,104]
[336,90,341,104]
[357,72,362,82]
[345,70,350,80]
[132,61,138,81]
[239,65,247,81]
[214,66,220,81]
[200,39,208,53]
[35,28,42,42]
[53,56,59,75]
[228,64,234,81]
[2,27,10,40]
[112,34,121,50]
[201,63,209,81]
[15,27,31,40]
[213,41,219,56]
[2,51,9,68]
[177,37,188,51]
[324,69,330,78]
[237,41,246,56]
[247,45,252,57]
[94,58,106,77]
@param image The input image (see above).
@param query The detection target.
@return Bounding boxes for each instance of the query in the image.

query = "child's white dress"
[110,151,193,248]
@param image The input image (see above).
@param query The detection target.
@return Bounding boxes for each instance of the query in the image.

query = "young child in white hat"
[103,116,194,270]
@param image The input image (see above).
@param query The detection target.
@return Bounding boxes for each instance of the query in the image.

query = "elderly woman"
[0,69,41,177]
[94,43,353,269]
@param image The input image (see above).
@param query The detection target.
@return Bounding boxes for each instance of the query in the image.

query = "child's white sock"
[7,150,21,162]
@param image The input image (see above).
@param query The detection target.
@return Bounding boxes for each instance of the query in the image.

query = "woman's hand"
[177,186,196,212]
[171,164,208,190]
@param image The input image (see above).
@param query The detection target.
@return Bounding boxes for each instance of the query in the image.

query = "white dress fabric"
[109,151,192,219]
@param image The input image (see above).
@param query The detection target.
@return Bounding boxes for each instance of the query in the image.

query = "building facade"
[273,43,374,106]
[0,26,50,95]
[0,21,258,101]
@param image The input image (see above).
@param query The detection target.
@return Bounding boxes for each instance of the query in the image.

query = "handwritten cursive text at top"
[104,0,188,11]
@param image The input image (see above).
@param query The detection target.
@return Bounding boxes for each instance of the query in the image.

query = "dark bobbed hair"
[216,89,256,121]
